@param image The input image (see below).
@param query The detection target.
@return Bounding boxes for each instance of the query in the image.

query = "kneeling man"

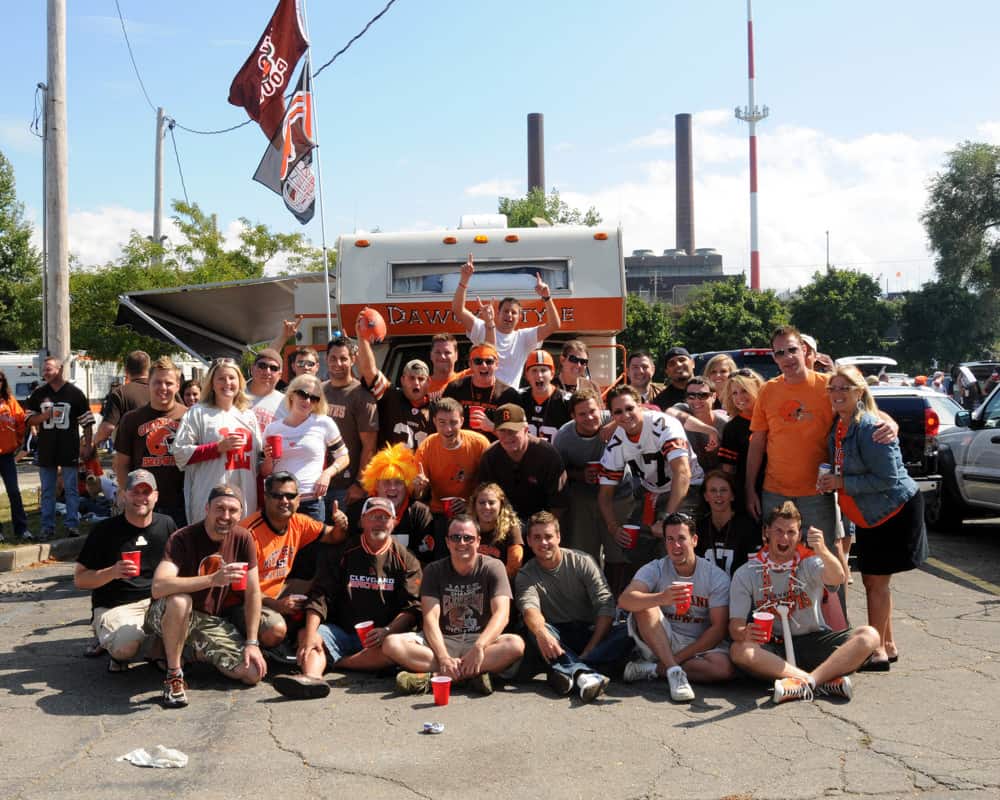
[147,485,267,708]
[383,515,525,695]
[728,502,878,704]
[619,512,734,702]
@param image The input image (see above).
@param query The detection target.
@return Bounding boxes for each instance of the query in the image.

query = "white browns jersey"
[599,409,702,494]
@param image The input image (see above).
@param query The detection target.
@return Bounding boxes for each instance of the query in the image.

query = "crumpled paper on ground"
[117,745,188,768]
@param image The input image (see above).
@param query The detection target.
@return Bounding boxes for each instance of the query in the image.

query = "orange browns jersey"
[242,511,324,598]
[415,430,490,513]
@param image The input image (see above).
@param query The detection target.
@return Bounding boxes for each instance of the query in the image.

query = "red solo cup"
[266,434,283,459]
[442,497,461,519]
[622,524,640,549]
[468,406,485,429]
[431,675,452,706]
[121,550,141,571]
[288,594,308,622]
[752,611,775,642]
[672,581,694,614]
[355,620,375,646]
[230,562,248,591]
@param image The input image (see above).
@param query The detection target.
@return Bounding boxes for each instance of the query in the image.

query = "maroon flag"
[228,0,308,140]
[253,66,316,224]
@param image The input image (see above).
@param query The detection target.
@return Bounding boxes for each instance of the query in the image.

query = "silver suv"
[933,383,1000,527]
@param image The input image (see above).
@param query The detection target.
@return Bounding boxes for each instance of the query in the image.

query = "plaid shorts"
[144,598,244,673]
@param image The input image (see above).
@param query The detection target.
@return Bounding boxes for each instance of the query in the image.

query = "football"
[356,307,388,344]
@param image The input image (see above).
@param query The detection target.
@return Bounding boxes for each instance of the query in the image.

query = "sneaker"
[576,672,609,703]
[546,670,574,696]
[623,660,658,683]
[272,674,330,700]
[666,666,695,702]
[38,530,53,542]
[395,671,431,695]
[816,675,853,701]
[773,677,813,704]
[162,673,189,708]
[469,672,493,696]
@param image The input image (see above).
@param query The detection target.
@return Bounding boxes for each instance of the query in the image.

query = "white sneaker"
[623,660,658,682]
[666,666,695,702]
[576,672,609,703]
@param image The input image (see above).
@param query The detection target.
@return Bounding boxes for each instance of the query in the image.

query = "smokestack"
[527,113,545,194]
[675,113,694,255]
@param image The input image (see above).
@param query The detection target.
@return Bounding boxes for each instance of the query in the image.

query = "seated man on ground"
[515,512,632,702]
[383,515,525,696]
[74,469,176,671]
[728,502,878,704]
[619,513,735,702]
[273,496,423,699]
[147,485,268,708]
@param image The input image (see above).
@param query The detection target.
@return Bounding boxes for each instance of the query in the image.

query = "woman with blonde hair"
[468,482,524,578]
[172,358,260,522]
[261,374,348,522]
[718,368,766,512]
[703,353,738,409]
[818,366,928,670]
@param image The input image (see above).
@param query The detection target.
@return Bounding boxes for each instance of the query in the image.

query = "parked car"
[692,348,781,380]
[931,382,1000,529]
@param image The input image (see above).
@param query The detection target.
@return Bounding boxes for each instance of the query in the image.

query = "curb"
[0,536,86,573]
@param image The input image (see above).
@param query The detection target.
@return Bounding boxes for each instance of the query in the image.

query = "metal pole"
[46,0,70,361]
[38,82,48,356]
[826,230,830,270]
[153,106,165,263]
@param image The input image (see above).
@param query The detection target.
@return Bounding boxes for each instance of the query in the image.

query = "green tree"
[0,151,42,349]
[922,141,1000,291]
[619,294,676,369]
[497,187,601,227]
[675,276,788,352]
[894,281,998,372]
[788,269,892,358]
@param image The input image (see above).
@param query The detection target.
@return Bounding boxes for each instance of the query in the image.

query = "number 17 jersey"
[599,409,702,495]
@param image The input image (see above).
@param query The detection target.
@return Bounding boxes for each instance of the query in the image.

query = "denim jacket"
[828,412,917,526]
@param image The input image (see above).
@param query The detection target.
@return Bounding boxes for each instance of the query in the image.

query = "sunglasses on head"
[293,389,321,403]
[566,354,589,365]
[255,362,281,372]
[447,533,477,544]
[472,358,496,366]
[772,346,800,358]
[664,512,694,525]
[267,491,298,501]
[213,357,238,367]
[734,368,754,377]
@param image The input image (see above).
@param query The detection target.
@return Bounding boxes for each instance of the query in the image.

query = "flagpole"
[299,3,334,343]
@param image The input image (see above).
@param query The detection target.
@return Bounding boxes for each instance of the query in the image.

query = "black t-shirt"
[23,381,94,467]
[478,439,565,520]
[442,376,520,439]
[516,388,571,443]
[652,384,687,411]
[77,513,176,610]
[695,512,761,578]
[718,415,765,509]
[375,387,434,451]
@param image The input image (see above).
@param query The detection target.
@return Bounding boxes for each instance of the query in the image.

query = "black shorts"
[763,629,853,672]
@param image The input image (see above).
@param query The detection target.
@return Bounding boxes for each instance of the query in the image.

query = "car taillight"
[924,407,940,437]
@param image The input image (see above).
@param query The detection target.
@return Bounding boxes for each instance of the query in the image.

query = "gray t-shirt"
[631,556,730,640]
[552,418,632,500]
[421,554,511,636]
[515,548,616,623]
[671,403,729,474]
[729,554,828,636]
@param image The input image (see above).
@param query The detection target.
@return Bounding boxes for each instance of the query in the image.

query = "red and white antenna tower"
[735,0,768,291]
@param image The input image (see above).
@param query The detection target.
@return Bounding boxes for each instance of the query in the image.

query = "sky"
[4,1,1000,294]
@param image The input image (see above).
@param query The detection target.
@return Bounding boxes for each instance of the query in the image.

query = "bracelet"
[541,295,551,302]
[244,640,260,647]
[459,282,469,289]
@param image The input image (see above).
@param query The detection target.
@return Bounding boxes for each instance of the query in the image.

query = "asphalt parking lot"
[1,519,999,800]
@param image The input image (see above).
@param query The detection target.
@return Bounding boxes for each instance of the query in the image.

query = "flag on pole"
[253,65,316,224]
[228,0,308,141]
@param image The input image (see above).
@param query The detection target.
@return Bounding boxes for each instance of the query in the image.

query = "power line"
[114,0,156,113]
[313,0,398,78]
[166,119,190,205]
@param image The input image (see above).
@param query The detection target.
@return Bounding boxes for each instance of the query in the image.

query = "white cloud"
[975,121,1000,144]
[464,178,520,198]
[0,119,42,153]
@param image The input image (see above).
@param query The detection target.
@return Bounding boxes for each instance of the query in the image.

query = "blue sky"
[3,1,999,292]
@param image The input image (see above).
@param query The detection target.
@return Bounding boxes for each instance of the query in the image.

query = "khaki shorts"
[224,604,285,637]
[397,631,482,658]
[627,608,729,661]
[93,599,151,659]
[144,598,244,673]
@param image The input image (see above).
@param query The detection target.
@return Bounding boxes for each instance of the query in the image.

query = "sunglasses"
[566,354,589,365]
[772,346,800,358]
[472,358,496,366]
[255,362,281,372]
[686,391,711,399]
[826,384,854,393]
[293,389,321,403]
[267,491,298,501]
[212,357,238,367]
[447,533,477,544]
[295,360,317,368]
[734,368,754,377]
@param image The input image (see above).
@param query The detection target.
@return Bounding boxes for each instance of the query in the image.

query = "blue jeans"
[0,453,28,536]
[39,464,80,532]
[298,498,324,523]
[318,622,363,665]
[523,620,633,681]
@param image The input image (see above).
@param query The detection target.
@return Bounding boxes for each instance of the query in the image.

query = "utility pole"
[45,0,70,361]
[826,230,830,271]
[37,82,48,357]
[153,107,165,263]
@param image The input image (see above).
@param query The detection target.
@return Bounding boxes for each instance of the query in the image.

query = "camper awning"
[115,273,326,363]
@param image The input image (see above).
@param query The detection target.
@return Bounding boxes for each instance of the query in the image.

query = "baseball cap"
[254,348,282,366]
[800,334,818,352]
[524,350,555,374]
[469,344,499,361]
[494,404,527,431]
[663,346,691,362]
[361,496,396,516]
[402,358,430,376]
[125,468,157,491]
[208,485,244,505]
